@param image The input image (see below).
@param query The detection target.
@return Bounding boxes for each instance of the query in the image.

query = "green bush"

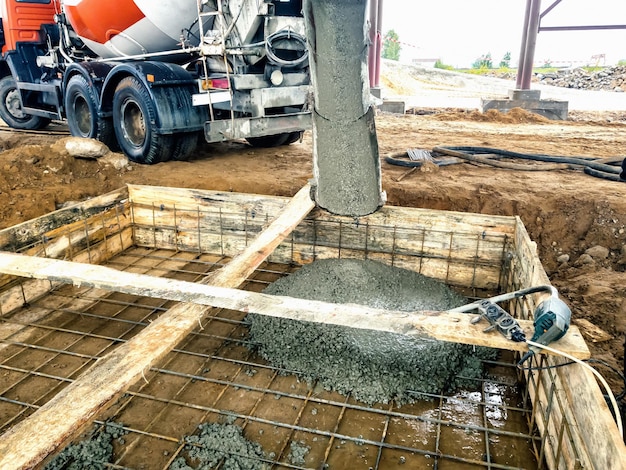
[434,59,454,70]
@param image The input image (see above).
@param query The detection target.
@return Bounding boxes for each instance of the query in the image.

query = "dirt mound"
[430,107,550,124]
[0,138,126,227]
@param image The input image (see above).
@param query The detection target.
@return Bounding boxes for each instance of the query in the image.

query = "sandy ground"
[1,69,625,395]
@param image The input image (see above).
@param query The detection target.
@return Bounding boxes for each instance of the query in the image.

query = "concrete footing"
[481,89,569,120]
[379,100,406,114]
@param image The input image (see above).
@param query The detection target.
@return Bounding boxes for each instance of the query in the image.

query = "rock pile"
[535,66,626,92]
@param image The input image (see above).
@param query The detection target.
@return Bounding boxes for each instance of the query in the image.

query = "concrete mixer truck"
[0,0,310,163]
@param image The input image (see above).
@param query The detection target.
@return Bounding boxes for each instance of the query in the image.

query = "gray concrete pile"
[247,259,496,405]
[536,66,626,92]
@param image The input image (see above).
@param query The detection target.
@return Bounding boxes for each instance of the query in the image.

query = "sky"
[382,0,626,68]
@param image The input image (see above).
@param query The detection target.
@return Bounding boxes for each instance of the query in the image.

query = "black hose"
[430,146,626,182]
[384,154,460,168]
[436,146,623,174]
[584,166,625,182]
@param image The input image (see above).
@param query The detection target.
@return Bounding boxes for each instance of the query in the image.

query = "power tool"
[518,294,572,365]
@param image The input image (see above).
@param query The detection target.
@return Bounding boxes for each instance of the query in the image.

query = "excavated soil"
[1,105,625,398]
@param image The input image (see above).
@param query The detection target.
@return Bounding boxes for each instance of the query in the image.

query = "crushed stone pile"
[536,66,626,92]
[247,258,497,404]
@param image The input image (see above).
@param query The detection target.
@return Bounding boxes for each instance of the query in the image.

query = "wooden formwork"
[0,184,622,469]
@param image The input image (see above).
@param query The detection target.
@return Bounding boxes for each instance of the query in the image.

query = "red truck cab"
[0,0,56,53]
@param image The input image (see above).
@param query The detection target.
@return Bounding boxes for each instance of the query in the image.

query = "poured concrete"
[303,0,384,216]
[247,259,496,404]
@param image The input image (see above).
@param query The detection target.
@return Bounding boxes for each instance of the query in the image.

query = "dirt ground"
[1,108,625,394]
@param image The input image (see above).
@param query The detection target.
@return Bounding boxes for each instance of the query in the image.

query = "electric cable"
[525,339,624,437]
[518,357,626,401]
[449,285,557,314]
[434,146,623,174]
[588,358,626,401]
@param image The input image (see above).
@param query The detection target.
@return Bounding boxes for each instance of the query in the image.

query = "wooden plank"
[0,251,591,358]
[127,184,291,215]
[0,187,128,251]
[0,201,132,291]
[512,219,626,469]
[0,226,133,316]
[574,318,613,343]
[0,184,315,470]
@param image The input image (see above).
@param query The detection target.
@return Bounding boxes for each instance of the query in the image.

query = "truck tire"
[65,74,118,150]
[112,76,172,164]
[284,131,303,144]
[246,133,290,148]
[170,133,198,161]
[0,76,50,130]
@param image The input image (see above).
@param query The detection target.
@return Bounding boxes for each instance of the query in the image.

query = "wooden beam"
[0,249,591,359]
[0,184,315,470]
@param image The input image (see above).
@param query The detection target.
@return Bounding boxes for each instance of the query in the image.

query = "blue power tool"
[518,294,572,365]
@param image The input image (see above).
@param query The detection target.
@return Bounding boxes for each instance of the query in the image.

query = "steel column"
[517,0,542,90]
[368,0,379,87]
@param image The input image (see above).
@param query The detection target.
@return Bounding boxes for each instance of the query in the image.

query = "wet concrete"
[303,0,384,216]
[170,420,265,470]
[247,259,496,404]
[44,422,127,470]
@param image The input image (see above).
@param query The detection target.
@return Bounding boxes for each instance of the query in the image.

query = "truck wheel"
[65,75,118,150]
[246,133,290,148]
[284,131,303,144]
[170,133,198,161]
[0,76,50,130]
[113,76,172,164]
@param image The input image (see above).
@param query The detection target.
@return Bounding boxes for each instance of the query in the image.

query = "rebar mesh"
[0,247,541,469]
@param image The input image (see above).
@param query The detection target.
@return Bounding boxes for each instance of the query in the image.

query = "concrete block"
[481,97,569,120]
[508,89,541,100]
[379,100,406,114]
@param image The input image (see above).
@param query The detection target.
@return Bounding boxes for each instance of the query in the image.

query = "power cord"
[525,339,624,437]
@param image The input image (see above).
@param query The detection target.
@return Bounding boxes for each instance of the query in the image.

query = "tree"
[472,52,493,69]
[382,30,401,61]
[499,52,511,68]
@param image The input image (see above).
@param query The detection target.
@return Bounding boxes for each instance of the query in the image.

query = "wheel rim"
[120,98,146,149]
[72,95,92,136]
[5,88,27,120]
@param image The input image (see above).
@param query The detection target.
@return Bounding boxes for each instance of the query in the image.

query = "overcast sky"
[383,0,626,67]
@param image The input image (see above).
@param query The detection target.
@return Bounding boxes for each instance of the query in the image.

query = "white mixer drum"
[62,0,203,59]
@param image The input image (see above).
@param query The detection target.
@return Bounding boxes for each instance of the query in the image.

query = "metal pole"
[374,0,383,88]
[516,0,532,89]
[520,0,542,90]
[368,0,379,87]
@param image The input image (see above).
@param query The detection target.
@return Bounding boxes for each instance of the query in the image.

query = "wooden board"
[0,187,128,252]
[129,186,514,290]
[512,219,626,470]
[0,184,315,470]
[0,251,591,359]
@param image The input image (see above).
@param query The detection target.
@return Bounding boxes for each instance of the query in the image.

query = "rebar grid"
[0,247,540,469]
[129,201,510,293]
